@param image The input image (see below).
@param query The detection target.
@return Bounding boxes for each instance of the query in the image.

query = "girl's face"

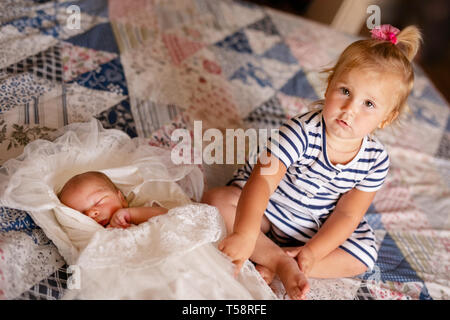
[323,68,400,145]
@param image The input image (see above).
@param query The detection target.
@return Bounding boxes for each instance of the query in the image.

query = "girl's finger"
[285,247,302,257]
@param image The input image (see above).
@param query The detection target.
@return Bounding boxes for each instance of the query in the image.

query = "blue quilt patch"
[365,210,385,230]
[364,233,422,283]
[96,98,137,138]
[0,207,37,235]
[244,95,286,128]
[230,62,273,88]
[4,9,60,38]
[65,22,119,54]
[408,97,440,128]
[445,115,450,132]
[69,57,128,95]
[279,69,319,100]
[419,285,433,300]
[215,30,253,55]
[262,42,298,65]
[247,15,280,36]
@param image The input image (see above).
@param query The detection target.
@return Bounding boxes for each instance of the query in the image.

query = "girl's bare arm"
[219,152,287,272]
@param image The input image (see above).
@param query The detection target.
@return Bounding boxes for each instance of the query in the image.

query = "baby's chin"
[98,218,109,226]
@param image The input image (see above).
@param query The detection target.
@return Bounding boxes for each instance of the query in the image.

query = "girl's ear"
[324,85,330,98]
[118,190,128,208]
[379,109,399,129]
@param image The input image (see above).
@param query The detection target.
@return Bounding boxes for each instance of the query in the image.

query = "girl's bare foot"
[276,255,309,300]
[255,264,275,284]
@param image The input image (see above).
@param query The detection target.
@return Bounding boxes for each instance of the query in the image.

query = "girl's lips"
[336,119,349,128]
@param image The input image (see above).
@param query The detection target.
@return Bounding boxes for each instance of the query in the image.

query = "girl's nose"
[341,100,357,114]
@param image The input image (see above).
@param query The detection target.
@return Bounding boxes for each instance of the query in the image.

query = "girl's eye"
[364,100,375,108]
[340,87,350,96]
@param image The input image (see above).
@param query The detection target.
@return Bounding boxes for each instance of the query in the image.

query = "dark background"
[244,0,450,104]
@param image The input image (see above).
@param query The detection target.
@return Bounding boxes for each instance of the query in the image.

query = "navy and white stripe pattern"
[228,109,389,270]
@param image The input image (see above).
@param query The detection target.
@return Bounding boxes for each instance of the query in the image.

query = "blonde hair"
[322,25,422,126]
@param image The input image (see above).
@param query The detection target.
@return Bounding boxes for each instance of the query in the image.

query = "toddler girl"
[59,171,168,228]
[202,25,422,300]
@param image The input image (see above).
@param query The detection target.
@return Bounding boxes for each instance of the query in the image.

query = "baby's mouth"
[99,218,108,226]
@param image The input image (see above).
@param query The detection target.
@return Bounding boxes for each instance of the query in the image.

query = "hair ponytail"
[396,25,423,62]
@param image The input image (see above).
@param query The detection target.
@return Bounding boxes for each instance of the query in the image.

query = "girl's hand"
[108,208,131,229]
[218,232,256,276]
[285,245,316,276]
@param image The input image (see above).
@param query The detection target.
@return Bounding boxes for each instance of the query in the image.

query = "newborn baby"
[58,171,168,228]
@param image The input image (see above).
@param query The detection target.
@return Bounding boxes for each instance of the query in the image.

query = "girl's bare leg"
[257,246,368,280]
[202,186,309,299]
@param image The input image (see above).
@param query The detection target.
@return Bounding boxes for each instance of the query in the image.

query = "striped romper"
[228,109,389,270]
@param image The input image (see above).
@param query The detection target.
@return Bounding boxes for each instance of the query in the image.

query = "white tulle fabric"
[0,119,276,300]
[1,119,202,265]
[63,204,275,299]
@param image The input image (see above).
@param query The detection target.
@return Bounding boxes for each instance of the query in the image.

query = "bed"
[0,0,449,300]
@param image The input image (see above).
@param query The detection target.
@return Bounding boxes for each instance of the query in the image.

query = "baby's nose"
[86,208,99,219]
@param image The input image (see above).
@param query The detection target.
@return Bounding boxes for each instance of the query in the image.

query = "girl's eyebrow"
[335,81,351,88]
[364,91,379,103]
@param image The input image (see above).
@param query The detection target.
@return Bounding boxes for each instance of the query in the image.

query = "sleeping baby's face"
[59,172,128,227]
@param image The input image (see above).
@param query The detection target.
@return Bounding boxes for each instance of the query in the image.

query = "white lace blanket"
[0,119,276,299]
[63,204,276,300]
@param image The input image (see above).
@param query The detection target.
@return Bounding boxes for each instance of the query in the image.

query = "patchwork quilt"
[0,0,449,300]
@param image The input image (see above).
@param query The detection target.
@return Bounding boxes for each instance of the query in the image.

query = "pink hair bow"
[371,24,400,44]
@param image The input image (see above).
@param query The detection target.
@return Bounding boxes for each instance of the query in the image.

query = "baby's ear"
[118,190,128,208]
